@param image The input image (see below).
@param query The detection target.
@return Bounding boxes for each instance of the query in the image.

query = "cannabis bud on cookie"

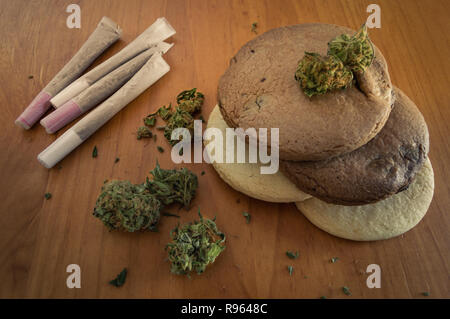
[296,24,374,97]
[295,52,353,97]
[327,24,374,73]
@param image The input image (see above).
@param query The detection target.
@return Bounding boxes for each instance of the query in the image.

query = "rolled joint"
[40,100,83,134]
[37,130,83,168]
[15,90,53,129]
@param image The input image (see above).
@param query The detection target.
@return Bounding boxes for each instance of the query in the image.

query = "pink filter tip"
[15,91,53,129]
[40,100,82,134]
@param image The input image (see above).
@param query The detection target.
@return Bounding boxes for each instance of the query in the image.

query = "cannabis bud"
[166,211,226,276]
[137,126,152,139]
[295,52,353,97]
[327,24,374,73]
[295,24,374,98]
[93,180,161,232]
[176,88,204,114]
[146,162,198,208]
[164,109,194,145]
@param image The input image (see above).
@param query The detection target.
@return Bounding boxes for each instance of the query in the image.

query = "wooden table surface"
[0,0,449,299]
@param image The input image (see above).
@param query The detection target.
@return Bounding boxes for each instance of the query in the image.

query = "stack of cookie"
[206,23,433,241]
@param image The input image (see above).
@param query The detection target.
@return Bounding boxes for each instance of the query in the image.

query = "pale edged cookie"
[280,88,429,205]
[205,105,311,203]
[296,158,434,241]
[218,23,393,161]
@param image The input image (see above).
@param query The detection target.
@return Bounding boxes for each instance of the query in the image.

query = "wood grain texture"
[0,0,449,298]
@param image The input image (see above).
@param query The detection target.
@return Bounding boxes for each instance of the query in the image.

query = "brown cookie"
[280,88,429,205]
[218,23,393,161]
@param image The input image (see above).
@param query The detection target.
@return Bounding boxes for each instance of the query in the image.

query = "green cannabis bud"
[295,52,353,97]
[176,88,204,114]
[327,24,374,73]
[137,126,153,140]
[146,162,198,208]
[166,211,226,276]
[164,109,194,145]
[93,180,161,232]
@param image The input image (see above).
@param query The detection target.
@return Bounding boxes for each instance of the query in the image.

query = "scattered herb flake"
[28,75,34,79]
[342,286,351,296]
[330,257,339,263]
[242,212,251,224]
[137,126,152,139]
[251,22,258,33]
[109,268,127,287]
[144,116,156,127]
[158,104,173,120]
[422,291,430,297]
[288,265,293,276]
[92,146,98,158]
[157,146,164,153]
[320,296,327,299]
[201,171,205,176]
[114,157,120,163]
[44,193,52,200]
[286,251,299,259]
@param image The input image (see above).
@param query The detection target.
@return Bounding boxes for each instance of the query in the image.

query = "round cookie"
[218,23,393,161]
[295,158,434,241]
[280,88,429,205]
[205,105,311,203]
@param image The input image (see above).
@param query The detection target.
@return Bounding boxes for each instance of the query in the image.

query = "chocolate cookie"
[296,158,434,241]
[280,88,429,205]
[218,23,393,161]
